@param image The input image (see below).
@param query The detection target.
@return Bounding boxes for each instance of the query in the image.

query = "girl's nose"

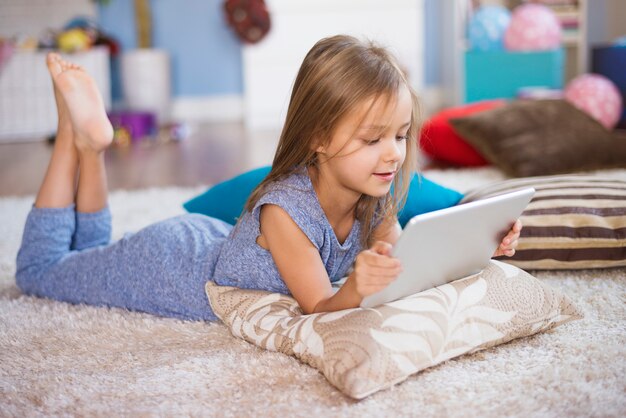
[384,137,404,162]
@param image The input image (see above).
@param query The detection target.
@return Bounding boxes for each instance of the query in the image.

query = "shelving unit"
[440,0,606,107]
[0,47,111,142]
[0,0,105,142]
[506,0,588,83]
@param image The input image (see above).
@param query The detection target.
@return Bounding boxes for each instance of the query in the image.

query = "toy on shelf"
[56,17,98,53]
[564,74,623,130]
[53,17,119,56]
[57,28,93,53]
[468,5,511,51]
[504,3,562,51]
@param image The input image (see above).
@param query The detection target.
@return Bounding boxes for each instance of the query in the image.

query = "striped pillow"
[461,175,626,270]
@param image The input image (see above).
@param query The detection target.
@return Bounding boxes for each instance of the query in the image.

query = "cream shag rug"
[1,168,625,417]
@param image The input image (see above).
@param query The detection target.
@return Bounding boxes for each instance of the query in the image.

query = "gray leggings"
[15,205,232,321]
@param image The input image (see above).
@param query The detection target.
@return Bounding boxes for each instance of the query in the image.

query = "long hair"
[245,34,420,246]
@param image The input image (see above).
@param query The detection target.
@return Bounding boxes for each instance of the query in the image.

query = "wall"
[97,0,242,103]
[242,0,425,130]
[97,0,442,121]
[607,0,626,41]
[424,0,442,87]
[0,0,96,38]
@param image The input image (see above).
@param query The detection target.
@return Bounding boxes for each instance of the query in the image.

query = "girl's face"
[316,85,412,200]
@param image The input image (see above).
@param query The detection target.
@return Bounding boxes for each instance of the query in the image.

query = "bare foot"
[48,53,113,152]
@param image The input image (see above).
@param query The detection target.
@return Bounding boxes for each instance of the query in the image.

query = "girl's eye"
[396,134,408,142]
[363,138,380,145]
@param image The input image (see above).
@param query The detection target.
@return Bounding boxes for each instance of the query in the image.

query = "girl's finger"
[371,241,393,256]
[359,265,403,279]
[362,252,401,268]
[504,230,520,244]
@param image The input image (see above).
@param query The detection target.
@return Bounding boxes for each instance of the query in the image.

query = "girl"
[16,35,521,321]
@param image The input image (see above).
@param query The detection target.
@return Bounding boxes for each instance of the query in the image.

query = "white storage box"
[0,46,111,142]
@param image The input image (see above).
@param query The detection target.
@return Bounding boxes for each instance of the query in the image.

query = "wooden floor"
[0,123,280,197]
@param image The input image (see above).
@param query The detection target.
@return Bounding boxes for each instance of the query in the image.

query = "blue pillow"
[396,175,464,227]
[183,166,463,227]
[184,166,272,225]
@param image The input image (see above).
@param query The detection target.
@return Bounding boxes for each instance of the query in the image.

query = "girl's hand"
[351,241,402,298]
[493,219,522,257]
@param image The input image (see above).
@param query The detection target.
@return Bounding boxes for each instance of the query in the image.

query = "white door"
[242,0,425,130]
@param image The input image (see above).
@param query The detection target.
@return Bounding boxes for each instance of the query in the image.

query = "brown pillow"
[450,99,626,177]
[206,260,582,399]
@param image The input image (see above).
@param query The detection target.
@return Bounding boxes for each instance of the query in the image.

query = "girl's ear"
[312,136,327,154]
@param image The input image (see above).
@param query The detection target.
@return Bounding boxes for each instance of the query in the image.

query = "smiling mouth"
[373,171,396,181]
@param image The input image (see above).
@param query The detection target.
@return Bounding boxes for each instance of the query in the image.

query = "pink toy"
[504,4,562,51]
[564,74,623,130]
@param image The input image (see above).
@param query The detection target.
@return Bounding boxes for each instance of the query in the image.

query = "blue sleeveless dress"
[214,167,363,294]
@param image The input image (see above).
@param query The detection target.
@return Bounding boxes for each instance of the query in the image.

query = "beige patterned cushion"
[206,260,582,399]
[462,175,626,269]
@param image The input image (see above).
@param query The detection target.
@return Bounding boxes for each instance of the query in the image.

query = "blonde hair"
[245,34,420,246]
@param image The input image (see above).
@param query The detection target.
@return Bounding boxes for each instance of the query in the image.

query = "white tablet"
[360,187,535,308]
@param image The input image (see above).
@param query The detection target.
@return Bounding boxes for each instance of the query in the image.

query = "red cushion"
[419,100,507,166]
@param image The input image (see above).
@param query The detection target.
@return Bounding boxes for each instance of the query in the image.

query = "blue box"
[464,48,564,103]
[592,45,626,129]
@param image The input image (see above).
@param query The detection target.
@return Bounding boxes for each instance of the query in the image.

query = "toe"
[46,53,63,76]
[46,52,61,62]
[59,59,73,71]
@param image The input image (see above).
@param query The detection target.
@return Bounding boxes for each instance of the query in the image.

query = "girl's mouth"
[373,171,396,182]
